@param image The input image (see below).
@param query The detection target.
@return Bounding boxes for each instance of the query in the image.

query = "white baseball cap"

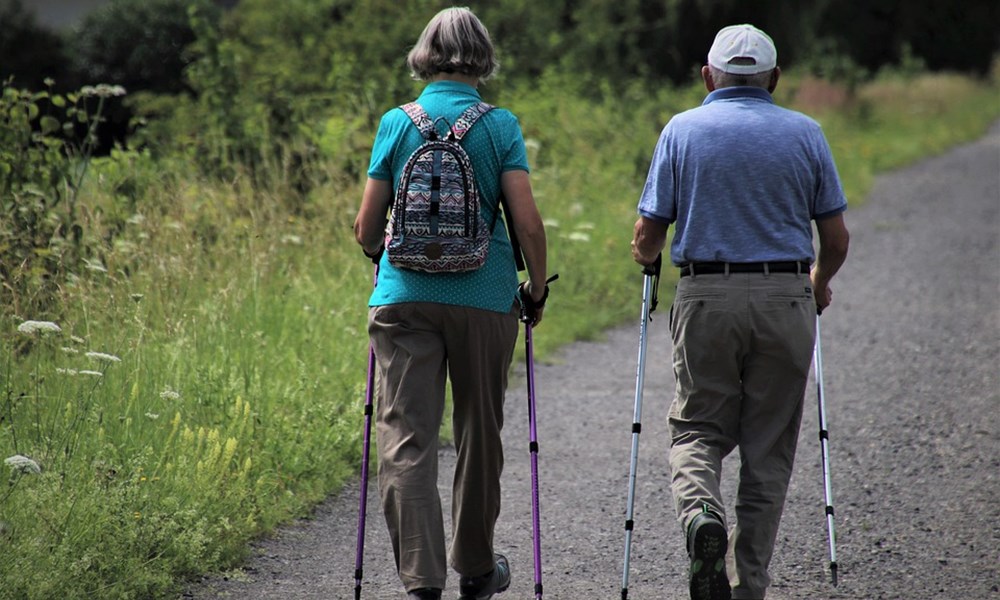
[708,24,777,75]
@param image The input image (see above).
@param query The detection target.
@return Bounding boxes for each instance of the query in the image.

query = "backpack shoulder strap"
[400,102,437,140]
[452,102,524,270]
[450,102,494,141]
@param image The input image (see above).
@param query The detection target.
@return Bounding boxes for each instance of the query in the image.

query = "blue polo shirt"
[637,87,847,266]
[367,81,529,313]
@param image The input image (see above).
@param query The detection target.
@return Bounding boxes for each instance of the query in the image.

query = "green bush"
[0,80,127,323]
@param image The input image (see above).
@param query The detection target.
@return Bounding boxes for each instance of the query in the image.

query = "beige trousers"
[667,272,816,599]
[368,302,518,592]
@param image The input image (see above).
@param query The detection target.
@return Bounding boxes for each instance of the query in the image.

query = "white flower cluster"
[4,455,41,475]
[55,369,103,377]
[17,321,62,335]
[86,351,122,363]
[16,321,120,378]
[79,84,127,98]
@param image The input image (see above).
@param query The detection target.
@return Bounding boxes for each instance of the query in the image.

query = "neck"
[431,73,479,88]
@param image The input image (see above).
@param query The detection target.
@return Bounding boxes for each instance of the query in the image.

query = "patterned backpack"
[384,101,498,273]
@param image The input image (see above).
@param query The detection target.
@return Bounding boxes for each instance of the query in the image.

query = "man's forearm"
[631,216,668,265]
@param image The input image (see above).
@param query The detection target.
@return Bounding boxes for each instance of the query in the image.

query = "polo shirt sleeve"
[810,127,848,220]
[367,109,404,181]
[636,124,676,224]
[500,111,530,173]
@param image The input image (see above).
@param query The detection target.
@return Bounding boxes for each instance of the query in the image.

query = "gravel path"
[187,123,1000,600]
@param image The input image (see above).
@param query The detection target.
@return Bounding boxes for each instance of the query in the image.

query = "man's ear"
[768,67,781,93]
[701,65,716,92]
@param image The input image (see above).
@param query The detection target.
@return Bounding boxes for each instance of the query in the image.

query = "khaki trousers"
[368,302,518,592]
[667,272,816,599]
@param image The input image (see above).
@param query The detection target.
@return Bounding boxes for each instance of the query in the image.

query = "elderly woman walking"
[353,7,549,600]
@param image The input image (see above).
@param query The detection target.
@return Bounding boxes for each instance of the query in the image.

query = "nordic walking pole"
[354,263,379,599]
[814,313,838,587]
[520,274,559,600]
[621,254,661,600]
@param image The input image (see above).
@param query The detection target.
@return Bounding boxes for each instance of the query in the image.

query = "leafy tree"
[0,0,69,88]
[70,0,216,94]
[819,0,999,76]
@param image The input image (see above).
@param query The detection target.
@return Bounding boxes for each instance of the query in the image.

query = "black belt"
[679,261,810,277]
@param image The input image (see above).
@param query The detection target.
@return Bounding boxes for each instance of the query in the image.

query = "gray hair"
[709,65,774,89]
[407,7,499,82]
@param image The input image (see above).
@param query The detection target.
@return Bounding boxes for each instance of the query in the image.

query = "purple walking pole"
[354,267,378,599]
[524,321,544,599]
[519,274,556,599]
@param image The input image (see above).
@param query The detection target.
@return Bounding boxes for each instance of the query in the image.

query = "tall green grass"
[1,68,998,598]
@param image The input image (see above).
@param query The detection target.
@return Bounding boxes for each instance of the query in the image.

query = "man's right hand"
[811,275,833,313]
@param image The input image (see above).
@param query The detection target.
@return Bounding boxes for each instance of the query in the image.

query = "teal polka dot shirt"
[367,81,530,313]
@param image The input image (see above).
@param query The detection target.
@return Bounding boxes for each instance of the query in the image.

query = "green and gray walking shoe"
[458,553,510,599]
[687,510,731,600]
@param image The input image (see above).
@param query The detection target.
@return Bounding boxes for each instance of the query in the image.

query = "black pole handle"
[642,255,662,315]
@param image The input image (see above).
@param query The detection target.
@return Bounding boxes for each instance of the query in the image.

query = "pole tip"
[830,561,838,587]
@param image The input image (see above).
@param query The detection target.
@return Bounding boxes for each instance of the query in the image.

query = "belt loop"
[763,262,770,277]
[723,262,730,278]
[690,263,696,278]
[796,261,803,276]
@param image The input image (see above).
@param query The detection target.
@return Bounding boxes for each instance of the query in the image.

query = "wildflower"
[70,335,86,345]
[566,231,591,242]
[80,84,127,98]
[543,218,560,228]
[17,320,62,335]
[61,346,80,354]
[575,222,596,230]
[281,234,303,246]
[86,351,121,363]
[130,293,144,302]
[79,370,103,378]
[56,368,79,375]
[5,455,41,475]
[83,259,107,273]
[159,389,181,401]
[145,412,160,420]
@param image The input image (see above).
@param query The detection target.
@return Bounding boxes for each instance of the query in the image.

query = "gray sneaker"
[687,511,731,600]
[407,588,441,600]
[458,553,510,599]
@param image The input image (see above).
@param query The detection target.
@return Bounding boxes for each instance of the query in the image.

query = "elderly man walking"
[630,24,850,600]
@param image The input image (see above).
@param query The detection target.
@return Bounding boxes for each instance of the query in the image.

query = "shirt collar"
[419,80,482,100]
[702,86,774,106]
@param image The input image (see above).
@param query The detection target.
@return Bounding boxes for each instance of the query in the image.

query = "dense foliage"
[3,0,999,162]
